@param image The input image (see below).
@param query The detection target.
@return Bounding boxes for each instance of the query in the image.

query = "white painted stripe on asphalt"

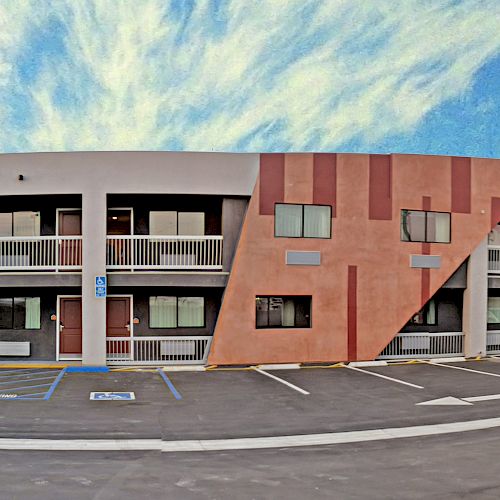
[348,361,388,367]
[257,363,301,370]
[426,361,500,378]
[253,368,310,395]
[463,394,500,402]
[346,365,424,389]
[3,416,500,452]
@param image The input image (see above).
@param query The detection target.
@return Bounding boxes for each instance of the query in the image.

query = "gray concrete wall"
[463,238,488,357]
[0,152,259,196]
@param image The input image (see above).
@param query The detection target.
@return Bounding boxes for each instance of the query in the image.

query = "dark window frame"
[408,299,438,326]
[148,296,206,329]
[274,203,332,239]
[401,209,451,244]
[0,297,41,330]
[255,295,312,329]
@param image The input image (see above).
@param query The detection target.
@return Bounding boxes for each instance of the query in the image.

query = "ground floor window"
[0,297,41,329]
[256,296,311,328]
[149,296,204,328]
[409,299,437,326]
[488,297,500,324]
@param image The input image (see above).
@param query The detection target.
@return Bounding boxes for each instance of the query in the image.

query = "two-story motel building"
[0,151,499,366]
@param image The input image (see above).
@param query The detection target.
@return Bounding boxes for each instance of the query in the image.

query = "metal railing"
[486,330,500,354]
[0,236,83,271]
[106,235,223,270]
[488,246,500,274]
[377,332,464,359]
[106,336,213,365]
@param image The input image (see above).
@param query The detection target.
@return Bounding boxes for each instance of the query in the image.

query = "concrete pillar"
[82,190,107,365]
[463,237,488,357]
[221,198,248,272]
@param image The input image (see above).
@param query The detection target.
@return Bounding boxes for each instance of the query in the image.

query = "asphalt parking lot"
[2,360,500,440]
[3,360,500,499]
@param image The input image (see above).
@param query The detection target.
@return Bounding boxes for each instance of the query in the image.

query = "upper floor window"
[275,204,331,238]
[0,212,40,237]
[256,296,311,328]
[150,211,205,236]
[401,210,450,243]
[0,297,41,329]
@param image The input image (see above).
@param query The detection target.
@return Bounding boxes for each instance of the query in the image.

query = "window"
[275,204,331,238]
[0,297,41,329]
[150,211,205,236]
[150,296,204,328]
[0,212,40,237]
[488,297,500,324]
[256,296,311,328]
[409,299,437,326]
[401,210,450,243]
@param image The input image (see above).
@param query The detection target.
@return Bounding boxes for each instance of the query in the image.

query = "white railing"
[486,330,500,354]
[106,235,223,270]
[0,236,82,271]
[488,246,500,274]
[377,332,464,359]
[106,336,212,365]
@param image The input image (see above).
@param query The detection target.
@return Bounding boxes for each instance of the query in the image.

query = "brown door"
[58,210,82,267]
[59,298,82,355]
[107,297,131,356]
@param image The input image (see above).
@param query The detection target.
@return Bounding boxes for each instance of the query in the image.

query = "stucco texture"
[208,153,500,365]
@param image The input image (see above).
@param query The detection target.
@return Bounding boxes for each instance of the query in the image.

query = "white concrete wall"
[463,237,488,357]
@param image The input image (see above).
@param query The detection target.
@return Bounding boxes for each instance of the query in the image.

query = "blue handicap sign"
[90,392,135,401]
[95,276,107,298]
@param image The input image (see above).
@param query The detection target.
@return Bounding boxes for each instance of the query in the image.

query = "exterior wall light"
[18,174,24,181]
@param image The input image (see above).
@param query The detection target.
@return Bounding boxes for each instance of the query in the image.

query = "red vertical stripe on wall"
[347,266,357,361]
[313,153,336,215]
[451,157,471,213]
[421,196,431,305]
[369,155,392,220]
[259,154,285,215]
[492,198,500,229]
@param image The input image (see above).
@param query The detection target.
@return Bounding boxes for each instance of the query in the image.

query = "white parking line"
[2,416,500,452]
[346,365,424,389]
[253,368,310,395]
[426,361,500,378]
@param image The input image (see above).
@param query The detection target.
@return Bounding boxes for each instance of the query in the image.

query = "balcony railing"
[488,246,500,274]
[0,236,82,271]
[106,235,223,271]
[377,332,464,359]
[106,336,212,365]
[486,330,500,354]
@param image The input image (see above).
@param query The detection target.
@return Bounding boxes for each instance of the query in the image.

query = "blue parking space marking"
[157,369,182,400]
[0,367,67,400]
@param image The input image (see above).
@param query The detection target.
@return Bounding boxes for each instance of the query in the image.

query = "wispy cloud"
[0,0,499,154]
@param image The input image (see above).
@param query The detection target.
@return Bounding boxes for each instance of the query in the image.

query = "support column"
[463,237,488,357]
[221,198,248,272]
[82,190,107,365]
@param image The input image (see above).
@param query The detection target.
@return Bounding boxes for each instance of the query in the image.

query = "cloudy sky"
[0,0,499,157]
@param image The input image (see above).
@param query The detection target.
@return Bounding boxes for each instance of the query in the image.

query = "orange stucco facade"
[208,153,500,365]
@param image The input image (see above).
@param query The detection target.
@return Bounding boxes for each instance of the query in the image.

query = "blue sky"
[0,0,499,157]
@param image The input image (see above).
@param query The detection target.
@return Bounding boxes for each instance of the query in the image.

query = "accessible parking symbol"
[90,392,136,401]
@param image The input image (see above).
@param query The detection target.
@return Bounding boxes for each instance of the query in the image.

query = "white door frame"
[56,294,82,361]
